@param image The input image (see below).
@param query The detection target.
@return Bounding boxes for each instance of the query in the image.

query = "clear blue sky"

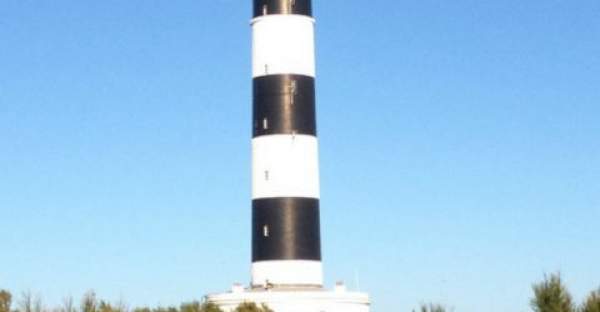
[1,1,599,311]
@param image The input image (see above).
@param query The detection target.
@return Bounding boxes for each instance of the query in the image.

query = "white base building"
[207,283,370,312]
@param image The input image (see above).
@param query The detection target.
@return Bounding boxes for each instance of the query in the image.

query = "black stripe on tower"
[253,0,312,18]
[253,74,316,138]
[252,197,321,261]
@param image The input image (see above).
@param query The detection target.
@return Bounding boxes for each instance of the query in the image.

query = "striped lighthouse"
[251,0,322,288]
[206,1,371,309]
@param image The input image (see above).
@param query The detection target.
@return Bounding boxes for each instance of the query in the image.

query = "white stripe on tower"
[250,0,323,288]
[252,15,315,77]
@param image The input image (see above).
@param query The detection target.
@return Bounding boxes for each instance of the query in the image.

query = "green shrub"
[234,302,273,312]
[581,288,600,312]
[531,273,575,312]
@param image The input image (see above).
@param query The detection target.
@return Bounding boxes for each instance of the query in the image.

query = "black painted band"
[253,74,316,137]
[252,197,321,261]
[253,0,312,18]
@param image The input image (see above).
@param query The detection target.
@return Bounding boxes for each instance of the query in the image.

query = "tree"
[0,290,11,312]
[581,288,600,312]
[113,299,127,312]
[233,302,272,312]
[531,273,575,312]
[61,296,75,312]
[98,301,115,312]
[180,302,200,312]
[152,306,177,312]
[33,296,42,312]
[199,303,222,312]
[18,291,33,312]
[81,291,97,312]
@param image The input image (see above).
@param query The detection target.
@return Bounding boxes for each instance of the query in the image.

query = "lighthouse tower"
[251,0,321,289]
[206,1,370,311]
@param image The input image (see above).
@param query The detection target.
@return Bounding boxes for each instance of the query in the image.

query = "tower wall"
[250,0,322,288]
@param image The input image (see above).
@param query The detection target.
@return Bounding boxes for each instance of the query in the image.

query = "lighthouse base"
[206,284,370,312]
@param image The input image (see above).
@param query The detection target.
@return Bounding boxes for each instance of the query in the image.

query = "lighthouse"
[251,0,321,289]
[206,1,370,311]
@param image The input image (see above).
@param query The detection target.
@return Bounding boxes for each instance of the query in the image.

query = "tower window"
[263,225,269,237]
[289,80,297,105]
[290,80,297,94]
[262,118,268,129]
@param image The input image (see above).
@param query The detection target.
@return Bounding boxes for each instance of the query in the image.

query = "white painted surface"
[207,287,370,312]
[251,260,323,287]
[252,15,316,78]
[252,134,320,199]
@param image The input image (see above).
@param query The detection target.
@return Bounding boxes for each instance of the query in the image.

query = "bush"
[81,291,97,312]
[581,288,600,312]
[0,290,11,312]
[234,302,273,312]
[200,303,223,312]
[531,273,575,312]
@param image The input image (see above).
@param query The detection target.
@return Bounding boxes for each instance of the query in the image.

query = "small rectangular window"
[263,118,268,129]
[289,80,297,105]
[263,225,269,237]
[290,80,297,94]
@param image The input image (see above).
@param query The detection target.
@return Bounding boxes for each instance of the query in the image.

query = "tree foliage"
[180,302,201,312]
[131,302,220,312]
[531,273,575,312]
[233,302,273,312]
[18,291,33,312]
[199,303,223,312]
[33,296,43,312]
[414,303,449,312]
[149,306,177,312]
[581,288,600,312]
[132,307,151,312]
[97,300,127,312]
[5,278,600,312]
[0,290,11,312]
[81,291,97,312]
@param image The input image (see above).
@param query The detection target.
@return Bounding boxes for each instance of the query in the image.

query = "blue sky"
[1,1,599,311]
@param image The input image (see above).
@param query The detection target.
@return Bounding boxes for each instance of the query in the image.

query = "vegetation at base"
[81,291,98,312]
[0,290,229,312]
[1,273,598,312]
[531,273,575,312]
[414,303,451,312]
[0,290,12,312]
[581,288,600,312]
[233,302,272,312]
